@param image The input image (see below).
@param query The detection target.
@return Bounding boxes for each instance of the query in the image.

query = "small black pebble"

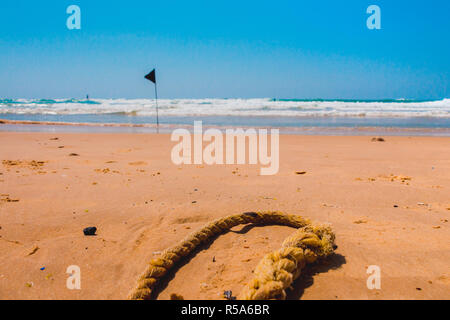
[416,287,422,291]
[393,205,399,208]
[192,201,197,204]
[223,290,236,300]
[83,227,97,236]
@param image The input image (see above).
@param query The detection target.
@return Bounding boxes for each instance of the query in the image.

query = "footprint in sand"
[26,245,39,256]
[0,194,19,202]
[117,148,133,153]
[434,275,450,285]
[172,215,209,224]
[2,160,46,169]
[128,161,148,166]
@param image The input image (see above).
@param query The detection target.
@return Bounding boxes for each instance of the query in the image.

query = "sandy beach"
[0,131,449,300]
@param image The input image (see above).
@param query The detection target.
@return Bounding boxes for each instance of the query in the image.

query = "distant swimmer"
[86,94,89,100]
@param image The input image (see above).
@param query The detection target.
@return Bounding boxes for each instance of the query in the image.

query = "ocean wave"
[0,98,449,118]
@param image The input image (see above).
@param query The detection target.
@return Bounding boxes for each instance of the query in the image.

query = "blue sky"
[0,0,449,99]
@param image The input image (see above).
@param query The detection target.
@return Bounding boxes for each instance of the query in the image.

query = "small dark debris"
[212,256,216,262]
[371,137,385,142]
[192,201,197,204]
[416,287,422,291]
[170,293,184,300]
[58,146,65,149]
[69,153,79,157]
[223,290,236,300]
[83,227,97,236]
[393,205,399,208]
[50,137,59,140]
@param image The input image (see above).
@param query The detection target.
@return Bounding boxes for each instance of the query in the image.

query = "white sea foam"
[1,98,449,118]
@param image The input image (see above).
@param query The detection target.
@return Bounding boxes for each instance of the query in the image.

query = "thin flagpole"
[154,81,159,133]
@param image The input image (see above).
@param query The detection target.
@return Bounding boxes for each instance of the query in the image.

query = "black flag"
[145,69,156,83]
[144,68,159,133]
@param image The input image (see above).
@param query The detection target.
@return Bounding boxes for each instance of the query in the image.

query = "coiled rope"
[128,211,336,300]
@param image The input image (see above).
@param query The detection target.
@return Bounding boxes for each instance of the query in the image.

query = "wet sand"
[2,119,450,136]
[0,131,449,299]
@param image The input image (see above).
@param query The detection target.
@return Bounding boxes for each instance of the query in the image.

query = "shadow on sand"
[286,253,346,300]
[150,223,346,300]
